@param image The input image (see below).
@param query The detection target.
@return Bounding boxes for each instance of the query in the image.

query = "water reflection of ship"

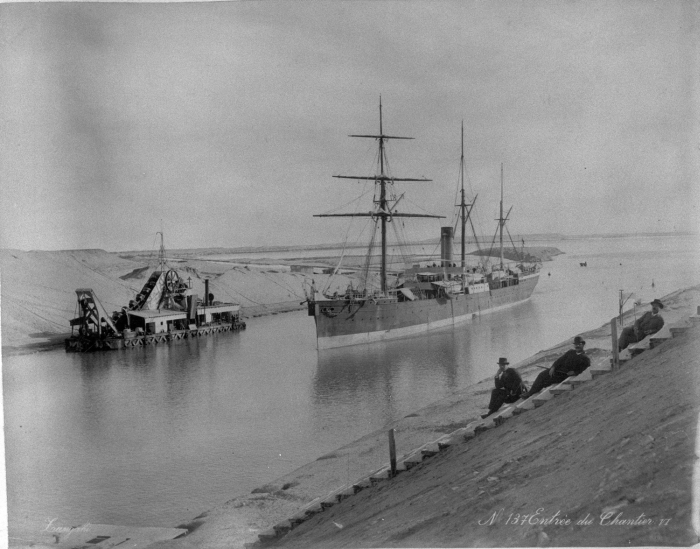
[313,294,545,419]
[313,333,464,423]
[307,102,541,349]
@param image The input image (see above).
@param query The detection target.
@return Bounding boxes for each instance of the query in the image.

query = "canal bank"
[145,284,700,549]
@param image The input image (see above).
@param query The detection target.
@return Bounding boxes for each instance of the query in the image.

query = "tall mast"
[459,122,466,266]
[459,122,467,267]
[455,122,479,269]
[315,98,443,294]
[379,99,387,292]
[499,163,504,271]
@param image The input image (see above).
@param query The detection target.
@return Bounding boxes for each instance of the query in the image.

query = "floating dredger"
[65,234,245,352]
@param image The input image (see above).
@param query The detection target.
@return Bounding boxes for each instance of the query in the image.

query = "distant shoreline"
[2,230,695,255]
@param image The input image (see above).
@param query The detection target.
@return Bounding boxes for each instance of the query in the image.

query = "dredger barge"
[65,237,245,352]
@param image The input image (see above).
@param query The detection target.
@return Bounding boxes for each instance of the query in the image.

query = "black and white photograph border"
[1,1,699,548]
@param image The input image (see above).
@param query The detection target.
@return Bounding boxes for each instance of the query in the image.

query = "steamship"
[306,102,540,350]
[65,234,245,352]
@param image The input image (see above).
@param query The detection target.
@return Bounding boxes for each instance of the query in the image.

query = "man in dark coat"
[618,299,665,351]
[523,336,591,398]
[481,357,525,418]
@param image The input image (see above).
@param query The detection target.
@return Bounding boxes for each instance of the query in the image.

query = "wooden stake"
[611,318,619,371]
[388,429,397,477]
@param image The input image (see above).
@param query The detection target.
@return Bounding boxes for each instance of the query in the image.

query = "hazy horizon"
[2,229,697,255]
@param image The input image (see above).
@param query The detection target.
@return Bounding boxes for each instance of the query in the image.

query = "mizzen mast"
[499,164,504,270]
[496,163,513,272]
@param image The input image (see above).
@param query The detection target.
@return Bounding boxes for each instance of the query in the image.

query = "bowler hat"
[497,357,509,365]
[650,299,664,309]
[574,336,586,345]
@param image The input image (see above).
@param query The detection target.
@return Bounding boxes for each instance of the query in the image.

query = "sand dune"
[0,244,555,351]
[0,249,352,351]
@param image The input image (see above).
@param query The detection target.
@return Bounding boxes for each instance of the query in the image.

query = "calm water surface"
[4,235,699,531]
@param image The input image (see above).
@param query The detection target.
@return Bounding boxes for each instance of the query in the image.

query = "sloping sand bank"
[0,249,352,354]
[146,285,700,548]
[0,246,555,354]
[273,330,699,548]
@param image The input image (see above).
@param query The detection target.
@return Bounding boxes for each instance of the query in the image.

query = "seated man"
[481,357,525,418]
[523,336,590,398]
[618,299,664,351]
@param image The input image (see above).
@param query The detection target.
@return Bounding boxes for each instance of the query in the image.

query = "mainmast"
[315,98,443,294]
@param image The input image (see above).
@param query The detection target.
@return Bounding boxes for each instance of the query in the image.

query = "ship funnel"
[204,279,209,306]
[440,227,453,266]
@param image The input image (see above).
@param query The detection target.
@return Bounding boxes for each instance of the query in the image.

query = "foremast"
[315,99,444,294]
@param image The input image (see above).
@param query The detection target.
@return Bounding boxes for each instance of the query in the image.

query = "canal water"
[4,234,699,532]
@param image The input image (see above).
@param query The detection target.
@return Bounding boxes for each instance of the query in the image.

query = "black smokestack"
[441,227,453,267]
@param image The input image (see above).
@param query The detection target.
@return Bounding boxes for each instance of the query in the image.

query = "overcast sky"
[1,1,698,252]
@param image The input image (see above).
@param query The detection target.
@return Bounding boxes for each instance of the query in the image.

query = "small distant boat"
[306,101,540,349]
[580,262,587,267]
[65,233,245,352]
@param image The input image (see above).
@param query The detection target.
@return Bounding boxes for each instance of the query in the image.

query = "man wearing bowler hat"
[523,336,591,398]
[618,299,665,351]
[481,357,526,419]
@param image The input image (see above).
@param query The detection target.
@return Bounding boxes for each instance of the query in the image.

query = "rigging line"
[235,266,302,298]
[323,215,373,294]
[390,221,412,268]
[397,213,422,264]
[250,269,305,299]
[209,276,266,306]
[467,211,485,265]
[361,219,379,291]
[319,188,373,295]
[486,223,499,260]
[402,195,441,216]
[504,226,525,262]
[421,232,442,263]
[362,230,378,290]
[262,269,307,298]
[325,197,368,292]
[450,163,463,232]
[319,187,376,216]
[391,219,410,265]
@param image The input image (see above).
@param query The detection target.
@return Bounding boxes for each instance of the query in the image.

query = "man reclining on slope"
[522,336,591,398]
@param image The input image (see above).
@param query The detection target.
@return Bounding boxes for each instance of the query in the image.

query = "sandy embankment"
[0,246,559,354]
[148,285,700,549]
[0,248,353,354]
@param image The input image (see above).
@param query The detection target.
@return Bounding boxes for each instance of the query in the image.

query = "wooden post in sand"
[388,429,397,477]
[611,318,619,370]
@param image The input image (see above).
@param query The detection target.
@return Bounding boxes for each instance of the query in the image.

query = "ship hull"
[313,274,539,349]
